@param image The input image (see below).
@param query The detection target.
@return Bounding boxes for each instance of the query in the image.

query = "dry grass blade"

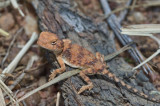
[0,80,18,105]
[104,1,160,19]
[131,0,137,11]
[10,0,24,17]
[9,55,39,90]
[1,28,23,68]
[0,88,6,106]
[121,24,160,36]
[104,43,132,61]
[121,24,160,71]
[1,32,38,80]
[0,28,9,37]
[56,92,60,106]
[0,0,10,8]
[17,70,81,102]
[133,49,160,71]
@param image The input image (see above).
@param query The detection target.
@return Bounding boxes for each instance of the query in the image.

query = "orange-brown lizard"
[37,31,159,102]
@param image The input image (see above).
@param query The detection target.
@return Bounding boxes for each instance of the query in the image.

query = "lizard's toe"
[77,83,93,94]
[49,71,57,81]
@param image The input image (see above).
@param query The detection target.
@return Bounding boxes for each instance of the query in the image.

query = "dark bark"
[35,0,159,105]
[100,0,154,76]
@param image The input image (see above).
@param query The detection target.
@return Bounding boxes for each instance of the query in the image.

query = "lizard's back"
[62,43,103,69]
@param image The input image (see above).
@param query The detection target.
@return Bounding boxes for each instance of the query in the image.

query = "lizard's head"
[37,32,64,54]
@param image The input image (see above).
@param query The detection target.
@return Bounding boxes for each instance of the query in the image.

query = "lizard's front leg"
[78,68,94,94]
[49,55,66,81]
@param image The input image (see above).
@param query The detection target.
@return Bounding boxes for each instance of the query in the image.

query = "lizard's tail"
[102,69,159,103]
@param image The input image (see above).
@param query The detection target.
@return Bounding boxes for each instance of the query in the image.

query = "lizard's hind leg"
[78,68,94,94]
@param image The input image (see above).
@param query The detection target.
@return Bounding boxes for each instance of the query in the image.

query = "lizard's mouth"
[53,49,63,55]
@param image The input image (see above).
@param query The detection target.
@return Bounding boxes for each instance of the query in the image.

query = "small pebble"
[0,13,15,30]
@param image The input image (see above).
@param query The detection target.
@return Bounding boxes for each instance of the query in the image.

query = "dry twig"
[1,32,38,81]
[131,0,137,11]
[9,55,39,90]
[104,1,160,19]
[0,28,9,37]
[10,0,25,17]
[100,0,154,75]
[17,70,81,102]
[121,24,160,71]
[1,28,23,68]
[0,80,17,105]
[0,88,6,106]
[0,0,10,8]
[56,92,60,106]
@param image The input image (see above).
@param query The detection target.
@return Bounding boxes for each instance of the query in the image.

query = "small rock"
[38,76,47,86]
[127,11,146,23]
[24,14,38,35]
[0,13,15,30]
[25,92,41,106]
[133,12,146,23]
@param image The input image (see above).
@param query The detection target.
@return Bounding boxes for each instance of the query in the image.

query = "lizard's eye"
[51,42,56,45]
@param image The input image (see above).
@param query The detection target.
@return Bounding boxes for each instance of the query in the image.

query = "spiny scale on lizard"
[37,31,159,103]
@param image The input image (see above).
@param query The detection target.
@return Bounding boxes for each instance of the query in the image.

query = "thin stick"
[131,0,137,11]
[1,28,23,68]
[0,28,9,37]
[150,35,160,46]
[121,25,160,71]
[0,0,10,8]
[10,0,25,17]
[0,80,17,105]
[17,70,81,102]
[132,35,160,71]
[1,32,38,80]
[0,80,12,95]
[9,55,39,90]
[103,1,160,19]
[118,0,132,23]
[100,0,154,75]
[0,88,6,106]
[104,44,132,61]
[132,49,160,71]
[56,92,60,106]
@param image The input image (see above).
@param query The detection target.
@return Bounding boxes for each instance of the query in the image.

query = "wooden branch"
[1,32,38,81]
[100,0,154,75]
[0,88,6,106]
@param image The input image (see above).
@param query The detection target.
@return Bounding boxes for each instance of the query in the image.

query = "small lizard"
[37,31,159,102]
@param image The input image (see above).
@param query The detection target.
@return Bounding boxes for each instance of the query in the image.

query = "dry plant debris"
[121,24,160,90]
[0,88,5,106]
[121,24,160,71]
